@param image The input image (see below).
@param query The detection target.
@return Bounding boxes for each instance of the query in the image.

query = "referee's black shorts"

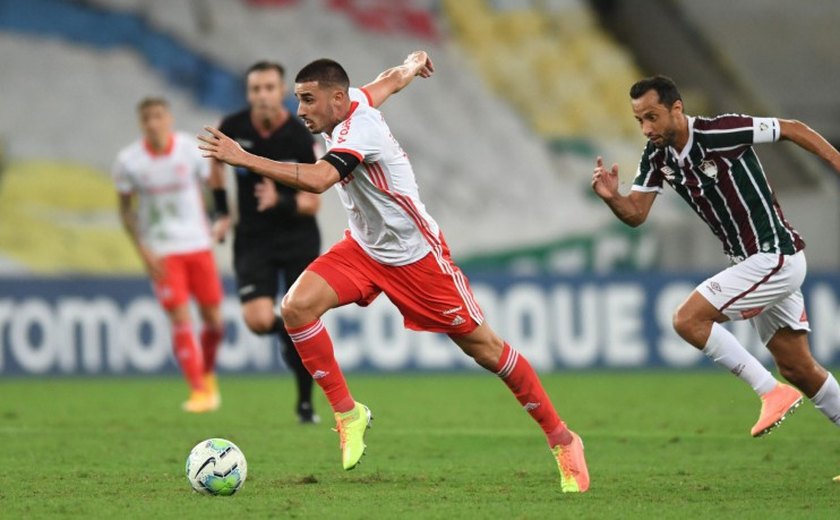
[233,235,320,303]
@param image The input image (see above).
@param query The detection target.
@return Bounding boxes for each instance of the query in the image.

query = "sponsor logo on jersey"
[699,160,718,179]
[336,118,353,144]
[706,281,722,294]
[660,165,675,181]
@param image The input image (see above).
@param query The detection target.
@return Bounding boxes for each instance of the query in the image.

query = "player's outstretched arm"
[198,127,339,194]
[361,51,434,108]
[779,119,840,174]
[591,156,657,227]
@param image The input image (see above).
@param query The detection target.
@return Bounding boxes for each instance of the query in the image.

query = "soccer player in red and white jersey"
[114,97,225,413]
[592,76,840,450]
[199,52,590,492]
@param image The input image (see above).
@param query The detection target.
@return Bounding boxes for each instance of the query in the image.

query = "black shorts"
[233,236,320,303]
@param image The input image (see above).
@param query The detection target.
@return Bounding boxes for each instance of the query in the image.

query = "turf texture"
[2,371,839,518]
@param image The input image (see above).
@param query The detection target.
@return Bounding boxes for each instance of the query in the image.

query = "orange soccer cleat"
[550,431,590,493]
[204,373,222,411]
[751,383,803,437]
[182,390,216,414]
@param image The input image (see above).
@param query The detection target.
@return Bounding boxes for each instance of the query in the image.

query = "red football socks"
[173,322,206,392]
[200,324,224,374]
[495,343,572,447]
[286,320,355,413]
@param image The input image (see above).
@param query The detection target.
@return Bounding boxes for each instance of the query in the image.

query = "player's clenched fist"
[198,127,246,167]
[404,51,434,78]
[591,156,620,200]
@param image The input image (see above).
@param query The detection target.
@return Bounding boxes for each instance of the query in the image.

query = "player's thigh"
[751,290,811,345]
[448,321,504,367]
[697,252,804,321]
[153,254,190,312]
[304,235,380,308]
[380,252,483,336]
[281,270,343,326]
[281,252,319,298]
[186,250,223,309]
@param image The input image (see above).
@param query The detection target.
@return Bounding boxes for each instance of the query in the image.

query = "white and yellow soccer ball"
[185,438,248,496]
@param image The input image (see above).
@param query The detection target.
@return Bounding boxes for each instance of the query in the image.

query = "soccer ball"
[185,438,248,496]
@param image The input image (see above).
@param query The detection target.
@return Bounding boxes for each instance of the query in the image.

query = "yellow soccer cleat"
[751,383,802,437]
[551,431,590,493]
[333,402,372,470]
[204,373,222,411]
[182,390,215,414]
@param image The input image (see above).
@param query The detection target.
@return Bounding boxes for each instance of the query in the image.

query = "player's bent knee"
[279,293,320,328]
[243,312,276,335]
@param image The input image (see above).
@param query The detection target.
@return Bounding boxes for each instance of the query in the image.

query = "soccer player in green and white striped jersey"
[592,76,840,448]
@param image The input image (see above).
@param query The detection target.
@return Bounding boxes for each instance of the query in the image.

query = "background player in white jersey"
[591,76,840,450]
[114,97,224,413]
[199,52,590,493]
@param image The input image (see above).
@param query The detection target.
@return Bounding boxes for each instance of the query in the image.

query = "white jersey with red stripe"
[113,131,212,256]
[322,87,440,266]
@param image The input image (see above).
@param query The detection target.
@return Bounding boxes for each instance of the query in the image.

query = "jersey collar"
[144,134,175,157]
[670,116,695,165]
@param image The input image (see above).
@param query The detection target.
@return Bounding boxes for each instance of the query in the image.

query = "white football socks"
[703,322,777,396]
[811,372,840,427]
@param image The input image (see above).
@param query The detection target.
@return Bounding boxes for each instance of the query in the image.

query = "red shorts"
[152,249,223,310]
[307,231,484,335]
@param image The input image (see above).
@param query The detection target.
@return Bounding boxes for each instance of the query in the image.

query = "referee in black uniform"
[210,61,321,423]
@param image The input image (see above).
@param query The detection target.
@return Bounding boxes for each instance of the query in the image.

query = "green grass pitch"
[2,371,838,518]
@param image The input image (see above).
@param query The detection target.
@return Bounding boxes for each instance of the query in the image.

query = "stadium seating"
[442,0,642,141]
[2,0,645,275]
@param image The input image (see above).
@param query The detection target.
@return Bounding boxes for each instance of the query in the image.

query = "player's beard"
[652,126,678,149]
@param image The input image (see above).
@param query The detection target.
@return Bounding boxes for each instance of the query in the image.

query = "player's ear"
[671,99,684,115]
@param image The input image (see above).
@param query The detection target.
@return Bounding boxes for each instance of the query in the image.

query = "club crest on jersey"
[660,165,676,180]
[699,160,718,179]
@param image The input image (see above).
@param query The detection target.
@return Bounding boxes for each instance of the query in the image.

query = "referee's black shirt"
[219,109,320,253]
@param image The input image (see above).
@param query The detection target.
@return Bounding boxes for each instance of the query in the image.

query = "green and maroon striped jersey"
[632,114,805,262]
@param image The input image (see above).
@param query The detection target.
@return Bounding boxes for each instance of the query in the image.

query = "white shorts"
[697,251,811,344]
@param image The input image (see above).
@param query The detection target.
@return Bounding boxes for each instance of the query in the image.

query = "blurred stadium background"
[1,0,840,377]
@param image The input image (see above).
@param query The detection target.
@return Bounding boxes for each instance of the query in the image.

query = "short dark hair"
[629,75,682,107]
[246,60,285,80]
[136,96,169,113]
[295,58,350,90]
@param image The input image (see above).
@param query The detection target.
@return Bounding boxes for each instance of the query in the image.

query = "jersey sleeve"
[349,87,374,107]
[631,145,664,193]
[112,153,135,194]
[697,114,780,151]
[329,111,382,163]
